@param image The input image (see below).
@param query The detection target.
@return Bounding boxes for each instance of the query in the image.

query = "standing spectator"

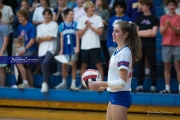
[135,0,159,93]
[33,0,55,26]
[0,0,14,72]
[95,0,110,75]
[55,9,80,90]
[77,1,104,85]
[30,0,41,12]
[15,9,36,89]
[2,0,19,14]
[13,0,34,38]
[73,0,86,23]
[32,0,55,74]
[37,8,58,93]
[126,0,156,22]
[107,0,131,57]
[0,11,9,87]
[52,0,68,76]
[164,0,180,14]
[159,0,180,94]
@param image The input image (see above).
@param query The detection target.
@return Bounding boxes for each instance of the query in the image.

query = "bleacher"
[0,0,180,115]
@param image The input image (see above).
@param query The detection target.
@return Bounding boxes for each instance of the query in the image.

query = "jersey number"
[67,35,71,44]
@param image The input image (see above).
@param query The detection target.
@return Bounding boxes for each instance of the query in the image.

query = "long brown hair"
[115,21,142,63]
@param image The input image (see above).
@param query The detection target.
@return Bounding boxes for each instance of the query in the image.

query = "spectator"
[0,11,9,87]
[15,9,36,89]
[36,8,58,93]
[0,0,14,72]
[67,0,77,9]
[107,0,131,57]
[33,0,55,74]
[77,1,104,86]
[33,0,55,26]
[126,0,156,22]
[2,0,19,14]
[164,0,180,14]
[135,0,159,93]
[52,0,68,76]
[73,0,86,23]
[55,9,80,90]
[159,0,180,94]
[95,0,110,75]
[13,0,34,38]
[14,37,25,57]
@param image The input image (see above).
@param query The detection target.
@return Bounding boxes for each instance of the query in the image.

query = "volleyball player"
[89,21,142,120]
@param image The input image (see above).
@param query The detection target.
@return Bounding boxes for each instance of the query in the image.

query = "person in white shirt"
[77,1,104,85]
[89,21,142,120]
[33,0,55,26]
[36,8,58,93]
[73,0,86,22]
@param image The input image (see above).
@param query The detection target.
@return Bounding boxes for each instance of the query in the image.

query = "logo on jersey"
[141,19,151,25]
[20,30,28,41]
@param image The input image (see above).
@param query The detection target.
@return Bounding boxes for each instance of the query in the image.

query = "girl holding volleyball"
[89,21,142,120]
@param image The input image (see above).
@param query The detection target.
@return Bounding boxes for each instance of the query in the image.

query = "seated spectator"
[77,1,104,87]
[0,11,9,87]
[159,0,180,94]
[55,9,80,90]
[13,0,33,38]
[0,0,14,72]
[95,0,110,75]
[107,0,131,57]
[164,0,180,14]
[126,0,156,22]
[15,9,36,89]
[36,8,58,93]
[135,0,159,93]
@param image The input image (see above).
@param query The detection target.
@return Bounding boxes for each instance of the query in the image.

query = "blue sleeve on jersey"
[59,23,63,33]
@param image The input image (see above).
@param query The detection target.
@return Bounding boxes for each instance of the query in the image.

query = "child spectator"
[14,37,25,56]
[107,0,131,57]
[55,9,80,90]
[159,0,180,94]
[77,1,104,87]
[135,0,159,93]
[0,11,9,87]
[37,8,58,93]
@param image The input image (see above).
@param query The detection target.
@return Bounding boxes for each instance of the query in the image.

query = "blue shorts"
[109,91,132,108]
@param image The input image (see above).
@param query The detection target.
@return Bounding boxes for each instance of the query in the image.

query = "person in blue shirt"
[13,0,34,38]
[15,9,36,89]
[126,0,156,22]
[107,0,131,57]
[55,9,80,91]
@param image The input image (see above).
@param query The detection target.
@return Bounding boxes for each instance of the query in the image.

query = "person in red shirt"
[160,0,180,94]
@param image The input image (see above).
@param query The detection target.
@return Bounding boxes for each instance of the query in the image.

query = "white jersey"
[107,46,132,92]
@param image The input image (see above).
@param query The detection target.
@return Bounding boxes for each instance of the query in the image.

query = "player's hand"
[89,82,101,91]
[166,21,171,27]
[96,87,106,92]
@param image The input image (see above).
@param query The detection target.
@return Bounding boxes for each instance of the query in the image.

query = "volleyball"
[81,69,101,89]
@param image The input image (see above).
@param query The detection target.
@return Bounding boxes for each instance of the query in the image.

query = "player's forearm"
[99,82,108,88]
[25,38,35,50]
[40,36,55,42]
[169,25,180,34]
[138,29,156,37]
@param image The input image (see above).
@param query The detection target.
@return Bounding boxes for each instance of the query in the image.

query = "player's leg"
[106,102,112,120]
[111,105,128,120]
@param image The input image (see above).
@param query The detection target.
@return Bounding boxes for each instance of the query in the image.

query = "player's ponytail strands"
[115,21,142,63]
